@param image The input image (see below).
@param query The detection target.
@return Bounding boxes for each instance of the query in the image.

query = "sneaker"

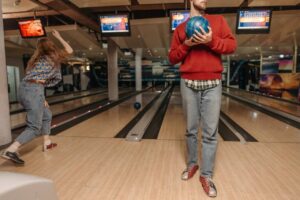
[1,151,25,165]
[181,165,199,180]
[200,175,217,198]
[43,143,57,152]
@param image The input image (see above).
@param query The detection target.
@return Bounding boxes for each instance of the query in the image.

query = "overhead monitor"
[236,9,272,34]
[170,10,190,32]
[18,19,47,38]
[99,14,131,37]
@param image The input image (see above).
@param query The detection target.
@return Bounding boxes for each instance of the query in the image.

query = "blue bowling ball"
[133,102,141,110]
[185,16,209,39]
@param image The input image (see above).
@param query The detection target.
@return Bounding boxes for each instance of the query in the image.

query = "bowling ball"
[133,102,141,110]
[185,16,209,39]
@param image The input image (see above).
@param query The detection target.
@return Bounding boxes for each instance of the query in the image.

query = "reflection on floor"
[2,87,300,200]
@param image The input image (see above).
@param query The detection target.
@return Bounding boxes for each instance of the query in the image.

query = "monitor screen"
[99,14,130,37]
[18,19,46,38]
[170,10,190,32]
[236,9,272,34]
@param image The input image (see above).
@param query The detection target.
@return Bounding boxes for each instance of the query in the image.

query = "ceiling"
[2,0,300,61]
[2,0,45,13]
[207,0,244,8]
[111,10,300,59]
[4,24,106,61]
[138,0,184,4]
[70,0,131,8]
[249,0,300,6]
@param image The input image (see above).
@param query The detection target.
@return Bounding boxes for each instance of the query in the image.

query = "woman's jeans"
[180,79,222,178]
[15,81,52,145]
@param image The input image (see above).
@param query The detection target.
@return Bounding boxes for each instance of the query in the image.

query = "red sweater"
[169,14,237,80]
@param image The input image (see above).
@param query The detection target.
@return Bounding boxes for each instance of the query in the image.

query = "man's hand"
[184,37,198,47]
[184,26,212,46]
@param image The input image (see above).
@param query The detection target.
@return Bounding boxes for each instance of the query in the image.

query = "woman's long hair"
[26,38,67,72]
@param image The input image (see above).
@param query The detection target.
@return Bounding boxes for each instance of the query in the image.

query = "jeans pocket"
[21,86,44,108]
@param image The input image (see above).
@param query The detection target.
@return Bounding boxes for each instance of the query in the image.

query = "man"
[168,0,236,197]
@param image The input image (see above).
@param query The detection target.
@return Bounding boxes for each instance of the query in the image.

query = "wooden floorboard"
[2,88,300,199]
[1,137,300,200]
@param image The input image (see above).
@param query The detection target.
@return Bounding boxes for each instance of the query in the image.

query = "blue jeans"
[16,81,52,145]
[180,79,221,177]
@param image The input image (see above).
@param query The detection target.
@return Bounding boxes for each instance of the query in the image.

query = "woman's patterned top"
[23,56,62,87]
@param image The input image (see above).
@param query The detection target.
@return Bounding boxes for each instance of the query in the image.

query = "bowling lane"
[2,90,300,200]
[158,87,300,143]
[157,87,185,140]
[58,91,159,138]
[157,86,223,141]
[224,88,300,117]
[10,89,132,129]
[9,88,106,113]
[221,95,300,143]
[1,135,300,199]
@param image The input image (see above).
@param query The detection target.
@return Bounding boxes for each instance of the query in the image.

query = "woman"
[2,30,73,165]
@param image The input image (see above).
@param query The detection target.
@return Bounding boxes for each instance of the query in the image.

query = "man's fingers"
[194,30,205,38]
[192,36,205,44]
[198,26,207,35]
[192,33,203,41]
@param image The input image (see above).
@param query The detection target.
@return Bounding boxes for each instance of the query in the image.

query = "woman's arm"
[52,30,73,54]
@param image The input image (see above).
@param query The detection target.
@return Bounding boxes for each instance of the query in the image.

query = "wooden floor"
[59,92,156,138]
[10,88,132,129]
[221,96,300,143]
[1,88,300,200]
[224,88,300,117]
[9,89,104,112]
[10,92,109,129]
